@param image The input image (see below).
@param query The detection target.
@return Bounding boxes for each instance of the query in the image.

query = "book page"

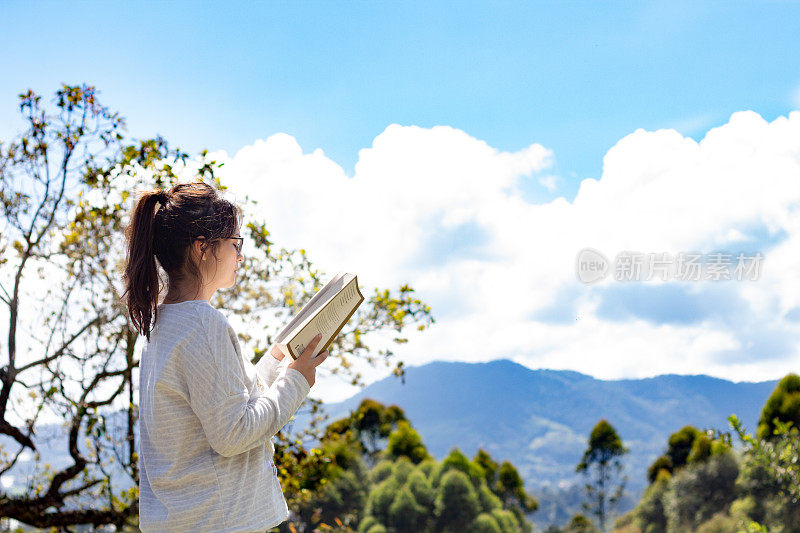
[289,274,350,333]
[275,272,344,343]
[289,277,364,358]
[314,280,362,333]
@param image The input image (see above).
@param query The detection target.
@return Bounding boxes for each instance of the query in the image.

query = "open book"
[273,272,365,360]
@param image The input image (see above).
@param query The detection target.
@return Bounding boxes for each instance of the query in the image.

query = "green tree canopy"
[386,419,431,464]
[666,425,701,469]
[757,373,800,440]
[435,469,482,532]
[646,425,701,484]
[564,513,599,533]
[576,419,628,532]
[324,398,409,465]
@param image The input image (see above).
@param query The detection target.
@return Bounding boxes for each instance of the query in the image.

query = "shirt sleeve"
[182,307,311,458]
[254,344,286,389]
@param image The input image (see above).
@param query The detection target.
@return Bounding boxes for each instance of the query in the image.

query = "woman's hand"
[287,334,329,388]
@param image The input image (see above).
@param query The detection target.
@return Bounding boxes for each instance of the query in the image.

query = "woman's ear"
[192,237,207,262]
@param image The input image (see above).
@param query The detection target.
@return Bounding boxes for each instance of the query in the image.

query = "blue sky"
[2,1,800,400]
[1,1,798,204]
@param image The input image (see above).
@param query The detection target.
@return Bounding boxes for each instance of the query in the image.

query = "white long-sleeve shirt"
[138,299,310,533]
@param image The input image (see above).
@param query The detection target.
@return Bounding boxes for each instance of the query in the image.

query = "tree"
[388,484,426,531]
[634,475,670,533]
[564,513,599,533]
[646,425,700,483]
[357,447,534,532]
[435,469,481,532]
[663,451,739,530]
[0,84,434,529]
[496,461,539,517]
[756,373,800,440]
[386,419,431,464]
[0,83,135,528]
[576,419,628,532]
[325,398,409,466]
[665,425,700,469]
[731,414,800,528]
[474,448,499,486]
[646,455,673,484]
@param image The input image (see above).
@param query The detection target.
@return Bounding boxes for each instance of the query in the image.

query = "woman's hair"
[122,181,243,341]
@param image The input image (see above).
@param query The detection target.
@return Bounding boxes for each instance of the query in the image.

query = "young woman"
[122,181,328,532]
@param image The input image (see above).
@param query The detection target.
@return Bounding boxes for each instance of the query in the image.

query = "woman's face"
[200,234,244,290]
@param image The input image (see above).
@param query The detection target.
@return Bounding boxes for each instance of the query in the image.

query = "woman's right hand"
[287,334,329,388]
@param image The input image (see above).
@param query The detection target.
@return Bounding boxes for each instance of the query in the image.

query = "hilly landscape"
[293,359,778,525]
[3,359,779,528]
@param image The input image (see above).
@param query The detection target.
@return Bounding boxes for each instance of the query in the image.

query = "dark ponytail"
[121,181,243,342]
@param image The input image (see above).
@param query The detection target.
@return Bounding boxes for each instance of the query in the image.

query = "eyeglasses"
[194,235,243,255]
[231,237,244,255]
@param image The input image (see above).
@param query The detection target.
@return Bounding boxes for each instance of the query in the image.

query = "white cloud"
[206,110,800,402]
[538,175,559,192]
[5,112,799,409]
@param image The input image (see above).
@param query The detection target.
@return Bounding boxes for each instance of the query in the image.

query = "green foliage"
[612,510,636,531]
[687,431,732,466]
[369,460,395,485]
[563,513,599,532]
[731,414,800,530]
[392,456,415,485]
[387,485,426,532]
[475,447,500,485]
[497,461,538,513]
[757,373,800,440]
[417,457,436,478]
[695,512,738,533]
[647,427,697,485]
[646,424,732,492]
[325,399,410,465]
[359,447,533,533]
[386,420,431,464]
[687,433,713,464]
[314,470,367,528]
[473,512,503,533]
[634,476,669,533]
[435,469,482,532]
[646,455,672,484]
[490,508,522,532]
[365,476,401,525]
[283,432,369,530]
[577,420,627,472]
[576,419,628,532]
[478,482,504,513]
[666,425,700,470]
[406,469,436,512]
[357,515,379,533]
[634,410,800,533]
[664,451,739,531]
[431,448,484,487]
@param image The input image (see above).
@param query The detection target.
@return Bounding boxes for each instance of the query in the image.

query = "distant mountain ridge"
[295,359,777,493]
